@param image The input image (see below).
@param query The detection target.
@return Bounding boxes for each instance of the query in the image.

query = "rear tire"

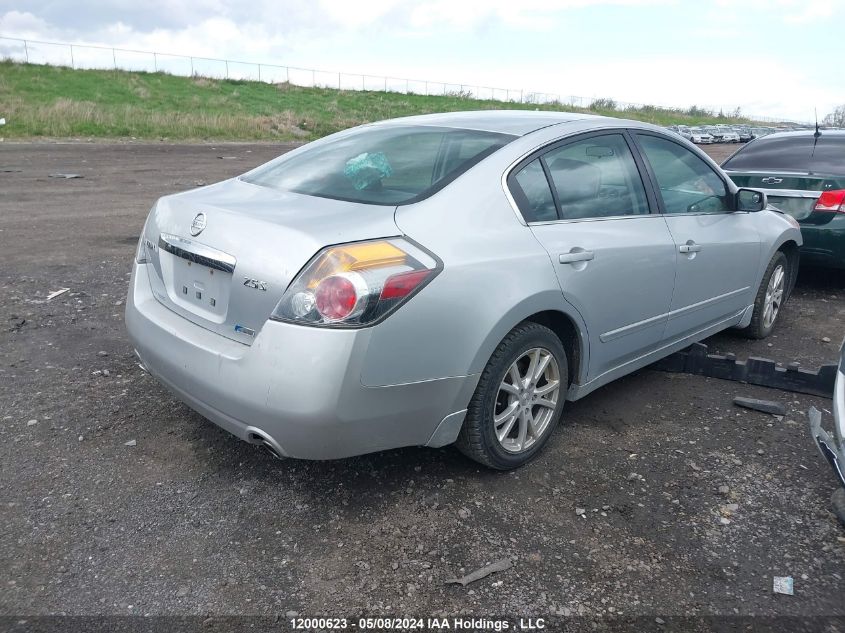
[456,322,568,470]
[745,251,788,340]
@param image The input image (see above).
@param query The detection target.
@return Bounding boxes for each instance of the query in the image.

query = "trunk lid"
[141,178,400,344]
[725,171,845,222]
[726,171,843,192]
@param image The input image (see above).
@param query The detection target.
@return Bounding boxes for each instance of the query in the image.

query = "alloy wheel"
[763,264,785,329]
[493,347,561,454]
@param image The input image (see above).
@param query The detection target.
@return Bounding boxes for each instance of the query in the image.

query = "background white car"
[713,126,741,143]
[689,127,714,144]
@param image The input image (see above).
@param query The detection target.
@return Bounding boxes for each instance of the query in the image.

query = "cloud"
[1,0,676,39]
[781,0,838,23]
[712,0,841,24]
[0,10,52,38]
[0,0,840,121]
[0,0,224,33]
[317,0,407,27]
[406,0,674,30]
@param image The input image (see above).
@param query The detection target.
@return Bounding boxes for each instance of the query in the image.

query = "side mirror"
[735,188,767,212]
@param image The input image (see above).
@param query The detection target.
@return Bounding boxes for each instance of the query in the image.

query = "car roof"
[762,129,845,140]
[372,109,609,136]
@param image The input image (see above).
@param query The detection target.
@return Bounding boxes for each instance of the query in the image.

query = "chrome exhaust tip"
[246,429,286,461]
[261,440,284,461]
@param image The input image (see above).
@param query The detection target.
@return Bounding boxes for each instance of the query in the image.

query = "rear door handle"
[678,242,702,254]
[559,250,595,264]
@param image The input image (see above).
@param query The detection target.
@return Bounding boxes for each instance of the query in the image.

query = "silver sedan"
[126,111,802,469]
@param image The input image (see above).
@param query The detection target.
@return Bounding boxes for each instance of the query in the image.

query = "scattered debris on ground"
[445,559,512,586]
[657,343,837,397]
[46,288,70,301]
[773,576,794,595]
[733,397,787,416]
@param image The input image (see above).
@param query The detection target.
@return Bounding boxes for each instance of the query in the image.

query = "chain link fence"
[0,35,804,123]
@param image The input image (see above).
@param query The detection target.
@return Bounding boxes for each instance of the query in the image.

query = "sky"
[0,0,842,122]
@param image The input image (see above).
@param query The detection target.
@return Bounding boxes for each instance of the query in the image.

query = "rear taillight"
[314,274,365,322]
[271,238,441,328]
[814,190,845,213]
[380,269,432,300]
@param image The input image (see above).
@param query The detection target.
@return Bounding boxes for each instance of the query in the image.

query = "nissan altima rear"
[127,111,800,469]
[126,121,514,461]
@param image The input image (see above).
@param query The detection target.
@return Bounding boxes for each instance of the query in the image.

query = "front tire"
[456,322,568,470]
[745,251,788,339]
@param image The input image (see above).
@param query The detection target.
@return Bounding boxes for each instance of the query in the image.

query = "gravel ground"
[1,142,844,628]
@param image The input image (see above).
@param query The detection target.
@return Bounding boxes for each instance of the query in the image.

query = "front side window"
[243,125,515,205]
[636,134,731,214]
[543,134,650,220]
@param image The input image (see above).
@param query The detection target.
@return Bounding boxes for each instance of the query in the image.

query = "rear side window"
[511,159,557,222]
[509,133,650,222]
[243,125,515,205]
[723,135,845,176]
[636,134,730,215]
[543,134,649,219]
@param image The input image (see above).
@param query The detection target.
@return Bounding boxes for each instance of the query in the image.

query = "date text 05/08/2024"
[289,617,547,631]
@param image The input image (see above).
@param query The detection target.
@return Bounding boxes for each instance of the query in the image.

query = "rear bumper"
[125,262,478,459]
[799,217,845,269]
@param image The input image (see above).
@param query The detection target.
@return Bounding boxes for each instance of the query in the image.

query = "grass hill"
[0,60,753,141]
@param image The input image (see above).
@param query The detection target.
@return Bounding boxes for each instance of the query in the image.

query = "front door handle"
[678,242,702,254]
[559,250,595,264]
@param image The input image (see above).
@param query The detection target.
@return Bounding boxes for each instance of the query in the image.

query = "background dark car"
[723,130,845,269]
[733,126,754,142]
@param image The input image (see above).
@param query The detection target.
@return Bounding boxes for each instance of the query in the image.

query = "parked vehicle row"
[126,110,801,468]
[667,124,804,145]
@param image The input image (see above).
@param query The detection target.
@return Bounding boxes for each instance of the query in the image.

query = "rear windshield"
[242,125,515,205]
[723,134,845,176]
